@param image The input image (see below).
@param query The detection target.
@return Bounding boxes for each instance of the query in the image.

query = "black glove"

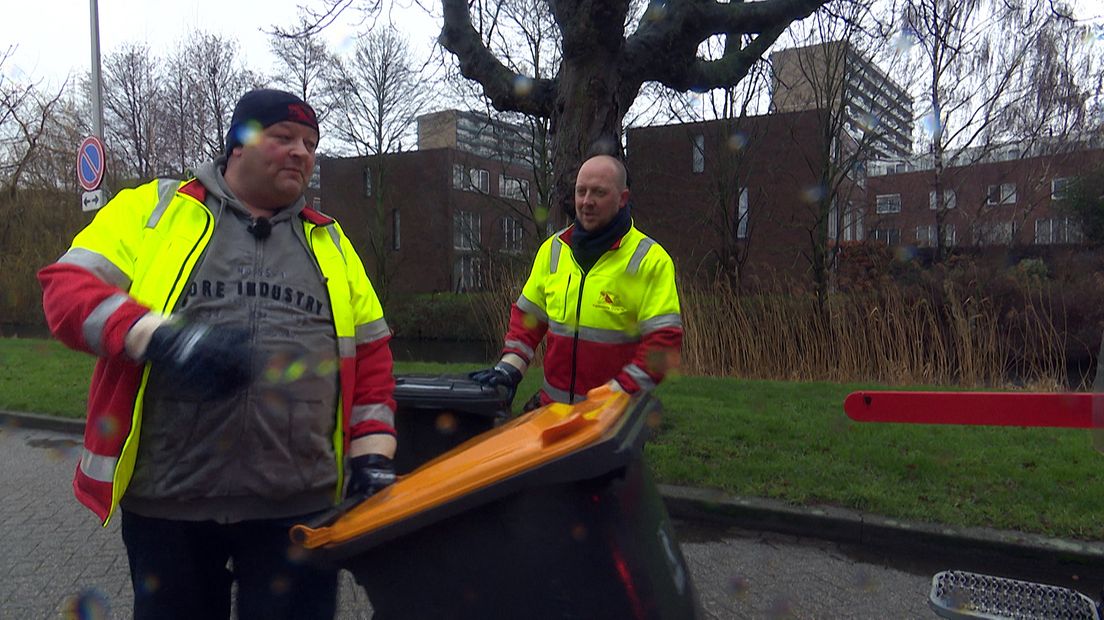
[469,362,523,402]
[145,321,252,401]
[347,454,396,498]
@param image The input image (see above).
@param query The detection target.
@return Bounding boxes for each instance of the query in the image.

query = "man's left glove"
[347,453,396,498]
[469,362,523,402]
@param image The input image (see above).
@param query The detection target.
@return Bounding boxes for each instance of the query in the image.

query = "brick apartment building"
[627,108,862,285]
[628,114,1103,285]
[864,141,1104,251]
[317,137,545,297]
[625,41,1101,286]
[312,91,1101,297]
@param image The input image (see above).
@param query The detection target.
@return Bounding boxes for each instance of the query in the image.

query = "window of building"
[736,187,749,239]
[452,164,490,192]
[364,168,373,197]
[916,223,956,247]
[469,168,490,193]
[974,221,1018,245]
[502,216,523,253]
[309,163,321,189]
[1034,217,1082,245]
[691,134,704,174]
[392,209,400,251]
[842,207,864,242]
[453,210,481,250]
[869,227,900,246]
[500,175,530,201]
[452,164,465,189]
[1051,177,1070,201]
[986,183,1017,205]
[453,255,484,292]
[875,193,901,214]
[928,189,956,210]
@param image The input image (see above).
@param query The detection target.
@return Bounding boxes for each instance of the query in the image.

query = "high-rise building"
[770,41,913,160]
[417,110,536,166]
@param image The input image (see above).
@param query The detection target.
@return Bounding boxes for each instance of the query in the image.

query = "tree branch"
[623,0,827,92]
[439,0,557,117]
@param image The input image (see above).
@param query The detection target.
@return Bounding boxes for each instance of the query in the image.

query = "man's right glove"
[347,453,396,498]
[469,362,523,402]
[144,321,252,401]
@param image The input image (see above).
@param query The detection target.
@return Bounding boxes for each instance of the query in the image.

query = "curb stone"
[658,484,1104,568]
[0,409,86,435]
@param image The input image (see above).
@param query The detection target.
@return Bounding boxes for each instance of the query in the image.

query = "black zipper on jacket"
[160,211,212,313]
[568,272,586,404]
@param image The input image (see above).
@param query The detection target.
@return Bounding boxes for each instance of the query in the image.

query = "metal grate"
[929,570,1100,620]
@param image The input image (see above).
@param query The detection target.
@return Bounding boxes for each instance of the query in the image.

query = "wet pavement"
[1,422,1099,619]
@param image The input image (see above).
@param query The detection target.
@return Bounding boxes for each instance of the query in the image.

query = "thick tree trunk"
[549,55,626,220]
[546,0,630,220]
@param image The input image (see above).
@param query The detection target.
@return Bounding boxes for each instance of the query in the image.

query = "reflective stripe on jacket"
[503,222,682,404]
[38,177,392,524]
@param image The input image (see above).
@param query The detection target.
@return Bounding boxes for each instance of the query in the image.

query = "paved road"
[0,423,952,618]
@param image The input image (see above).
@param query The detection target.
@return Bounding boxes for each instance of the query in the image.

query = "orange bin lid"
[292,385,641,549]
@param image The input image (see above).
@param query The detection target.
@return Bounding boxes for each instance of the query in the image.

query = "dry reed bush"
[0,189,90,329]
[469,257,545,367]
[681,264,1075,389]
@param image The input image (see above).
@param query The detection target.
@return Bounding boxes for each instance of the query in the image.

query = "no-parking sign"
[76,136,105,192]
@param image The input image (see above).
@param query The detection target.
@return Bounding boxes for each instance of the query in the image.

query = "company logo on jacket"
[593,290,627,314]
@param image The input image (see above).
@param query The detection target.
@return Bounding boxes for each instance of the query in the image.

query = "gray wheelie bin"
[293,386,700,619]
[392,374,511,474]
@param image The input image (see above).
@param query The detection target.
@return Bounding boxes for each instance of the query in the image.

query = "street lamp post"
[89,0,104,140]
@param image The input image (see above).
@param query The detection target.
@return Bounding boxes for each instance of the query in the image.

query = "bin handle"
[288,495,365,546]
[540,412,592,446]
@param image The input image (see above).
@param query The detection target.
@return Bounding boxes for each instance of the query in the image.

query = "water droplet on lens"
[512,75,534,97]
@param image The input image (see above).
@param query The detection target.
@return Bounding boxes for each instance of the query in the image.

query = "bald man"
[471,154,684,410]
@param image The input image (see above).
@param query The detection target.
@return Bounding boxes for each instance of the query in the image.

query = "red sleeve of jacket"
[501,302,548,363]
[37,263,150,358]
[615,326,683,394]
[348,335,397,438]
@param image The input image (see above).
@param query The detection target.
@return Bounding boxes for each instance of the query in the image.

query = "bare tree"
[439,0,832,218]
[159,46,208,175]
[328,27,430,156]
[0,46,69,196]
[102,42,162,180]
[449,0,563,243]
[325,26,434,299]
[902,0,1101,257]
[772,0,905,309]
[270,16,337,124]
[701,60,774,290]
[175,32,263,161]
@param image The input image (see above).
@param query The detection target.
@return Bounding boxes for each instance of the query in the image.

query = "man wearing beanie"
[39,88,397,619]
[470,153,683,411]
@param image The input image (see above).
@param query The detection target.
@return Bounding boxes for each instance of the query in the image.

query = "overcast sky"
[4,1,1102,99]
[1,0,440,87]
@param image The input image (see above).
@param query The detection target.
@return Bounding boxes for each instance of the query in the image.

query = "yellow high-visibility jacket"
[502,222,682,405]
[38,177,394,524]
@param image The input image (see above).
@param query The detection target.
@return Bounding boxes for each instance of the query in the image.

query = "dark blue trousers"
[120,510,338,620]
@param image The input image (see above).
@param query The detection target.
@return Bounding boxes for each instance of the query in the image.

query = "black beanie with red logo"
[224,89,319,156]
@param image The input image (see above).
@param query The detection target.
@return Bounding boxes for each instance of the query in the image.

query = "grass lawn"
[3,338,1102,540]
